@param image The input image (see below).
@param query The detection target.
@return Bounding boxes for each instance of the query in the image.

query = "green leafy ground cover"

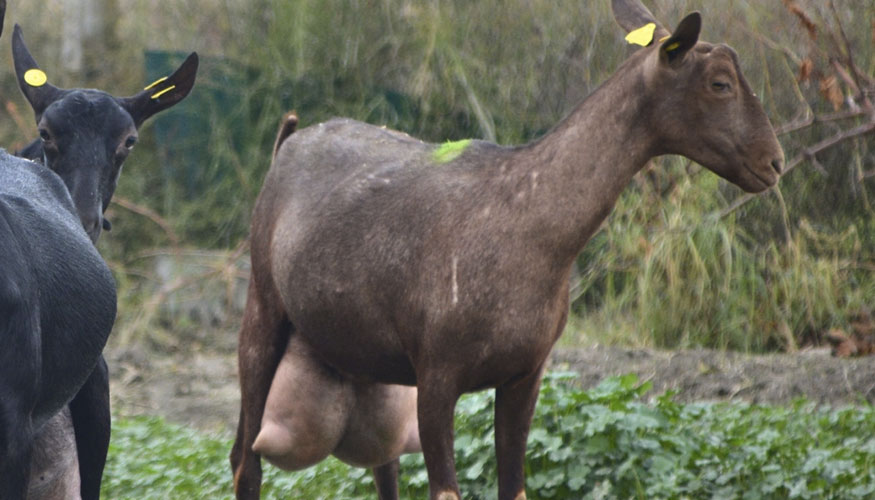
[103,373,875,499]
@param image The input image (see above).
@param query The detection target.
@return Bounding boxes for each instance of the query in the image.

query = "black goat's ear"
[120,52,199,128]
[0,0,7,39]
[12,24,65,121]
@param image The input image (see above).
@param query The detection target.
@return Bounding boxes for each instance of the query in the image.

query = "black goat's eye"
[124,136,137,149]
[39,128,51,141]
[712,81,731,92]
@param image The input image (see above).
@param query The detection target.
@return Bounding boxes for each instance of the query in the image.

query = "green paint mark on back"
[432,139,472,164]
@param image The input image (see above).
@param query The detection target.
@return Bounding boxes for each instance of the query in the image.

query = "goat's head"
[612,0,784,193]
[12,24,198,242]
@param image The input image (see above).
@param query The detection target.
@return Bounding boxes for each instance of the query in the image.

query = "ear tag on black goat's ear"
[24,68,47,87]
[144,76,176,99]
[625,23,655,46]
[150,85,176,99]
[143,76,167,91]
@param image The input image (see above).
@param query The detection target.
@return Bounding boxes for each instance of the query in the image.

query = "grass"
[103,373,875,499]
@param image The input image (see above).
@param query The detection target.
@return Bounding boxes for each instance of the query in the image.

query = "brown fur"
[231,2,784,499]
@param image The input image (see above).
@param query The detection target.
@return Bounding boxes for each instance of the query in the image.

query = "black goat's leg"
[69,356,111,500]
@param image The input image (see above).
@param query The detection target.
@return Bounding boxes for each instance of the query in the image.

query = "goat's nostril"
[771,159,783,175]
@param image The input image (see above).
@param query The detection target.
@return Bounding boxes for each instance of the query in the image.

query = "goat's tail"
[272,111,299,159]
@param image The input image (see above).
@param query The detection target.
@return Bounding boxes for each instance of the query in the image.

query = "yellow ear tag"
[150,85,176,100]
[143,76,168,91]
[664,41,681,52]
[625,23,656,47]
[24,68,47,87]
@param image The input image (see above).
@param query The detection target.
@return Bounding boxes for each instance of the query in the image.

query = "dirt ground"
[105,330,875,436]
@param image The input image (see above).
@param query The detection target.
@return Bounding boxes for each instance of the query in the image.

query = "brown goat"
[231,1,784,499]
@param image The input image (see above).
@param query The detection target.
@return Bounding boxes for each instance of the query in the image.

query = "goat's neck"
[508,60,656,263]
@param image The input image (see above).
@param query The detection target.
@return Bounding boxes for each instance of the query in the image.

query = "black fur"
[0,151,116,499]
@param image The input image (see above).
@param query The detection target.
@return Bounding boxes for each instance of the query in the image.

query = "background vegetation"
[1,1,869,497]
[0,0,872,351]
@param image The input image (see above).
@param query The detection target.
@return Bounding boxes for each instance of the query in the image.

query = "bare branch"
[718,119,875,219]
[110,196,181,248]
[739,25,803,66]
[775,108,867,135]
[828,0,874,105]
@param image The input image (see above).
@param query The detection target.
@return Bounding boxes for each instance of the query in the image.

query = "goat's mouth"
[740,160,780,193]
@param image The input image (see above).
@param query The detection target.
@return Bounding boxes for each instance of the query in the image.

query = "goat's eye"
[124,136,137,149]
[39,128,52,142]
[711,81,731,92]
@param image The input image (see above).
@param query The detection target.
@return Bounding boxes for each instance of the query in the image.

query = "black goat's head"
[13,24,198,243]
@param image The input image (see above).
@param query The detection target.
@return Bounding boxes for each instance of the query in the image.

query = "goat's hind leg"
[231,277,292,500]
[0,396,35,500]
[0,272,39,499]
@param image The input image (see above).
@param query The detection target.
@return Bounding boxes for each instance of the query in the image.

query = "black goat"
[2,22,198,500]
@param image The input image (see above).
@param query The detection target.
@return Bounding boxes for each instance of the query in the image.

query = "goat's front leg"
[494,365,545,500]
[372,459,401,500]
[69,356,110,500]
[416,372,461,500]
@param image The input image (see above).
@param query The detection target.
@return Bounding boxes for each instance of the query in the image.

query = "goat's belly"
[282,288,417,383]
[297,322,416,385]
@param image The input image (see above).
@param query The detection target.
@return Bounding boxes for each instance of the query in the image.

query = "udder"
[253,335,420,470]
[28,406,81,500]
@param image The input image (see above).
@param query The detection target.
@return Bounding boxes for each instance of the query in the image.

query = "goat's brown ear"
[659,12,701,65]
[12,24,65,121]
[611,0,670,45]
[120,52,199,128]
